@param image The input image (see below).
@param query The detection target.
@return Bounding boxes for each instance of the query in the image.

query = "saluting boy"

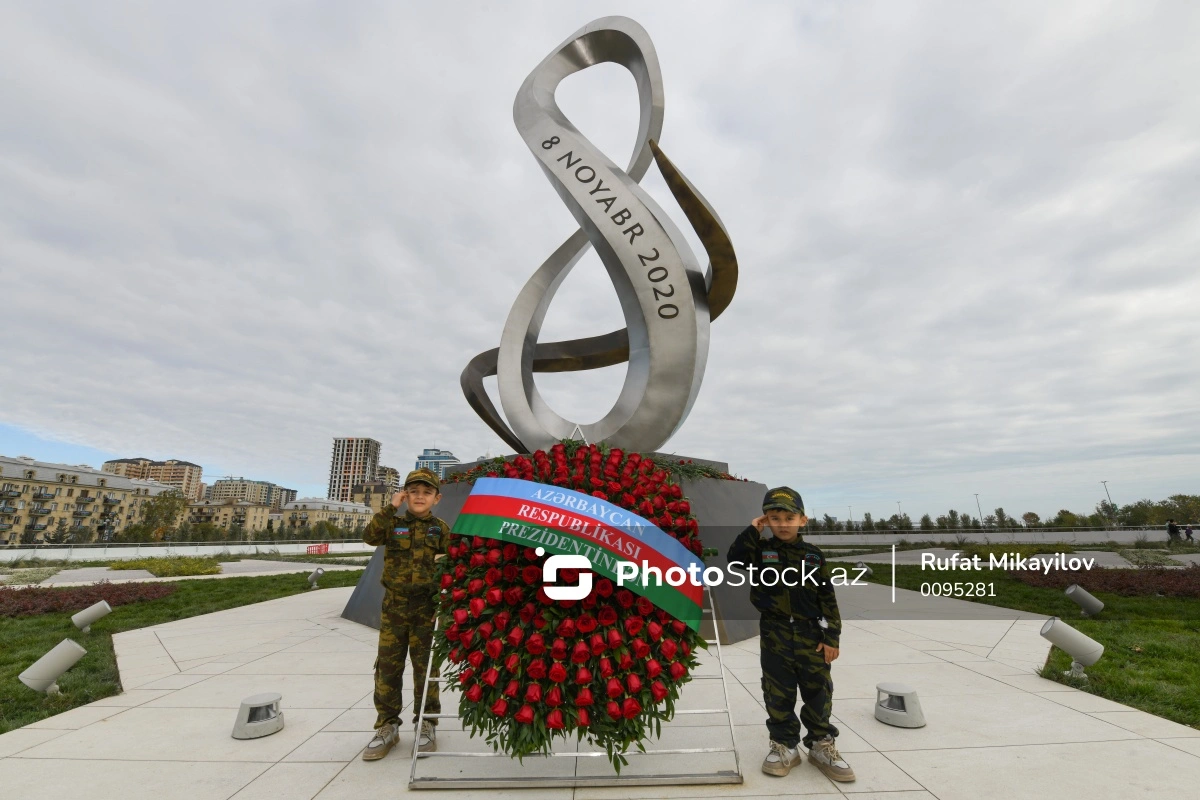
[727,487,854,782]
[361,468,450,761]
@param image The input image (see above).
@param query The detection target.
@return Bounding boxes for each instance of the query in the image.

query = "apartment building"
[415,448,460,479]
[351,480,392,514]
[281,498,373,532]
[327,438,381,502]
[186,499,273,533]
[1,455,172,544]
[377,465,401,494]
[103,458,205,501]
[207,477,298,511]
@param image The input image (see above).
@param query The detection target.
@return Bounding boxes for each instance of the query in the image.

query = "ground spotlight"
[308,567,325,590]
[1040,617,1104,679]
[232,692,285,739]
[20,639,88,694]
[72,600,112,633]
[1064,584,1104,617]
[855,561,873,578]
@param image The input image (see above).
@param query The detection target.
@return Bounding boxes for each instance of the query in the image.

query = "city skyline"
[1,3,1197,522]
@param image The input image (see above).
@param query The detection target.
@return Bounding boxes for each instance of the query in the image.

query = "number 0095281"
[920,582,996,598]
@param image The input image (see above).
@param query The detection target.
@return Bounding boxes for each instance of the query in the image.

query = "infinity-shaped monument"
[461,16,738,454]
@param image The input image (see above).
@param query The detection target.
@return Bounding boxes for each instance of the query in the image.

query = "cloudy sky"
[2,1,1198,523]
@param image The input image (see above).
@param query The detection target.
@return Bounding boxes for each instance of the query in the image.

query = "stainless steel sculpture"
[462,16,738,454]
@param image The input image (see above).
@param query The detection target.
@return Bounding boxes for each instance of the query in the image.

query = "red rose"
[451,588,467,604]
[471,553,486,568]
[632,638,651,659]
[626,674,642,694]
[491,698,508,716]
[636,596,654,616]
[647,621,663,642]
[615,589,635,609]
[454,564,466,581]
[548,662,568,683]
[546,709,565,730]
[485,638,503,660]
[575,687,594,707]
[582,594,598,610]
[505,653,520,673]
[503,679,519,698]
[669,661,688,680]
[537,588,555,606]
[526,632,546,655]
[671,619,687,636]
[522,565,541,584]
[446,624,461,643]
[448,646,462,663]
[532,614,548,629]
[484,567,501,586]
[659,639,678,661]
[598,657,614,678]
[606,701,622,720]
[515,705,535,724]
[486,548,502,566]
[606,677,623,699]
[624,617,644,637]
[646,658,662,679]
[481,667,500,687]
[476,621,493,639]
[506,626,524,647]
[650,680,668,702]
[590,633,606,656]
[677,500,690,515]
[519,602,537,623]
[459,668,474,685]
[486,587,503,606]
[503,543,518,561]
[453,608,469,626]
[459,629,475,647]
[574,666,593,685]
[525,683,543,703]
[570,641,591,664]
[617,651,633,671]
[682,641,691,657]
[555,618,577,638]
[466,683,484,703]
[469,598,485,618]
[576,614,597,633]
[526,658,547,680]
[598,607,619,626]
[440,574,453,590]
[606,628,623,649]
[503,587,523,606]
[523,547,538,561]
[596,578,614,598]
[494,611,511,630]
[469,579,485,595]
[622,697,642,719]
[546,686,563,707]
[468,650,485,669]
[550,638,568,660]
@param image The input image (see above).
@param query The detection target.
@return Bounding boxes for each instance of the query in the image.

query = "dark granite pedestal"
[341,472,767,645]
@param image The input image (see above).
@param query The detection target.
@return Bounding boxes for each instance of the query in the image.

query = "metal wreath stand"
[408,586,742,789]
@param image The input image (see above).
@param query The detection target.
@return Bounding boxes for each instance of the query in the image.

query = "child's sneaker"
[762,740,802,776]
[417,720,437,753]
[362,722,399,761]
[807,735,855,782]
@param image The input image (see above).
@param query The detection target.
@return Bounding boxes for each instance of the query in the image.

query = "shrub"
[0,582,177,617]
[959,543,1076,559]
[110,556,222,577]
[1009,564,1200,598]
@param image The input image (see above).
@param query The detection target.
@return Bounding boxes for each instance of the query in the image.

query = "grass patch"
[860,564,1200,730]
[1119,549,1182,567]
[1,550,374,571]
[0,569,364,733]
[109,556,222,577]
[958,543,1076,559]
[0,567,61,586]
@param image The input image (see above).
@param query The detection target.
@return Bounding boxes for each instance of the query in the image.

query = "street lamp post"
[1100,481,1115,527]
[848,506,853,527]
[974,493,984,525]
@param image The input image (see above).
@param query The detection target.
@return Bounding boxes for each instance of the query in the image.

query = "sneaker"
[417,720,437,753]
[807,735,855,782]
[362,722,399,761]
[762,739,802,777]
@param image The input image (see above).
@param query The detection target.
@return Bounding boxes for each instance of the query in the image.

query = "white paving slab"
[2,582,1196,800]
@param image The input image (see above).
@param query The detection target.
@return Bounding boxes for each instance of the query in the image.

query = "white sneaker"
[417,720,437,753]
[362,722,399,761]
[762,739,801,776]
[807,735,855,782]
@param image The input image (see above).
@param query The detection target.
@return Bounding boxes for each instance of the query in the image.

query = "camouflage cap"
[404,468,441,490]
[762,486,804,515]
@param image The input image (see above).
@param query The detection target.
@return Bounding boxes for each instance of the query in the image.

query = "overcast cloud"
[2,1,1198,522]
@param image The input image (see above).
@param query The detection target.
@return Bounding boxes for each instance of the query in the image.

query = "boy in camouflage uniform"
[361,468,449,761]
[727,487,855,782]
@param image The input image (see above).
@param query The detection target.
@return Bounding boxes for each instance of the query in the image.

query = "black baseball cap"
[762,486,804,515]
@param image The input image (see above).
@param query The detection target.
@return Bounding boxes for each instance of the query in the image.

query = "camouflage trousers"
[759,617,838,749]
[374,589,441,729]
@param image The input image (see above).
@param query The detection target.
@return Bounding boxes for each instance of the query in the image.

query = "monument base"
[341,471,766,645]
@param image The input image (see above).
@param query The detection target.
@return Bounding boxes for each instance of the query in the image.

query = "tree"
[1022,512,1041,528]
[984,514,998,528]
[822,514,841,532]
[140,490,188,537]
[994,508,1010,528]
[861,512,875,532]
[919,514,935,531]
[44,518,72,545]
[947,510,961,529]
[113,522,154,543]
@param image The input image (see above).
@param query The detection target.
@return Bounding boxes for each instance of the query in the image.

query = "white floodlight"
[72,600,113,633]
[1040,617,1104,679]
[1064,584,1104,617]
[308,567,325,590]
[20,639,88,694]
[855,561,873,577]
[231,692,285,739]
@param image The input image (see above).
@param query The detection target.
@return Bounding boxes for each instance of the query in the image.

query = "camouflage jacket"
[363,507,450,598]
[727,525,842,646]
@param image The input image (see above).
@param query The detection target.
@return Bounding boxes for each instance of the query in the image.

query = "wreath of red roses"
[433,442,721,769]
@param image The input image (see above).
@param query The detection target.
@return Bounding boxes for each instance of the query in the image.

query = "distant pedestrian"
[1186,524,1195,542]
[1166,519,1181,543]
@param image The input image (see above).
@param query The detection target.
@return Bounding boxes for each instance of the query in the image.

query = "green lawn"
[0,569,364,734]
[861,564,1200,730]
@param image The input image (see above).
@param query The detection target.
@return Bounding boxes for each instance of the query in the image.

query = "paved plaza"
[0,585,1197,799]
